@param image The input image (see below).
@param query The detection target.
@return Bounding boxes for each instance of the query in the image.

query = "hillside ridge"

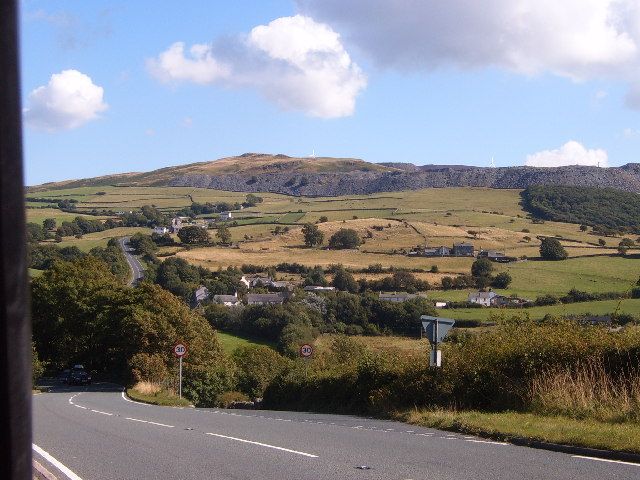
[29,153,640,195]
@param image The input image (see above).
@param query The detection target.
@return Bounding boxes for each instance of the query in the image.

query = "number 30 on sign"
[299,344,313,358]
[173,343,187,357]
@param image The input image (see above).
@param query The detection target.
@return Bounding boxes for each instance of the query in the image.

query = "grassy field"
[29,185,639,314]
[439,299,640,322]
[398,409,640,454]
[216,331,277,354]
[54,227,150,252]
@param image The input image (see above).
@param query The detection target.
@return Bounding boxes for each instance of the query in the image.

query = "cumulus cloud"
[525,141,608,168]
[297,0,640,107]
[24,70,108,131]
[147,15,366,118]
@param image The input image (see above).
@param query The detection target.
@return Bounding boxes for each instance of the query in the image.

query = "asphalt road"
[118,237,144,285]
[32,383,640,480]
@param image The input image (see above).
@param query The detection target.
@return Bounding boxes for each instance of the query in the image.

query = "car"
[68,365,92,386]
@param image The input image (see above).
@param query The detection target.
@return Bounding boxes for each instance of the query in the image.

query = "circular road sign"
[173,343,188,358]
[299,344,313,358]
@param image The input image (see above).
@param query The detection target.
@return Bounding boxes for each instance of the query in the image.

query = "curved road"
[32,384,638,480]
[118,237,144,285]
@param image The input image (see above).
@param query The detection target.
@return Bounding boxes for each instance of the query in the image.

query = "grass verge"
[217,331,277,354]
[126,383,191,407]
[396,409,640,454]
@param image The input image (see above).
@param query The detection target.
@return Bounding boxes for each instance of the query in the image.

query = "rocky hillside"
[31,153,640,195]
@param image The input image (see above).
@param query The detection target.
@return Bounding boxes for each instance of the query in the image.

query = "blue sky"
[20,0,640,185]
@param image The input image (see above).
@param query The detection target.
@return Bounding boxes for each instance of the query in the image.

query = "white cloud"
[147,15,366,118]
[297,0,640,107]
[24,70,108,131]
[147,42,230,84]
[525,141,608,167]
[623,127,640,138]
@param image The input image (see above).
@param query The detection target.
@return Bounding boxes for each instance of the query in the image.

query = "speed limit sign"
[299,344,313,358]
[173,343,187,358]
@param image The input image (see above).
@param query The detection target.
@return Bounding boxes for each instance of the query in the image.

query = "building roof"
[213,294,240,303]
[194,286,210,302]
[246,293,285,303]
[454,242,474,247]
[303,286,335,291]
[468,291,497,300]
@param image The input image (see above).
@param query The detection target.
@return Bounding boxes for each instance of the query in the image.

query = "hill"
[29,153,640,195]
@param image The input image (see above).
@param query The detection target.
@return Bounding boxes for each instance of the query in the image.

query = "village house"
[477,250,517,263]
[246,293,286,306]
[378,292,419,302]
[213,293,242,307]
[219,211,233,221]
[153,226,169,235]
[240,275,273,289]
[435,302,447,308]
[468,290,498,307]
[170,217,184,234]
[190,286,211,308]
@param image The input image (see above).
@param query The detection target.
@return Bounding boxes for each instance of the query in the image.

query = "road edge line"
[508,437,640,465]
[33,444,83,480]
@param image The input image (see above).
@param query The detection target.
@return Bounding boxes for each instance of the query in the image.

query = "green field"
[216,331,276,354]
[29,184,639,320]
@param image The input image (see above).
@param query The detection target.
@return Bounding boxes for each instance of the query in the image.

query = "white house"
[303,286,336,292]
[435,302,447,308]
[170,217,183,233]
[468,291,498,307]
[219,211,233,221]
[213,293,242,307]
[240,275,273,289]
[153,226,169,235]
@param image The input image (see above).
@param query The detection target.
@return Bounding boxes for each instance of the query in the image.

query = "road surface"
[118,237,144,285]
[32,383,639,480]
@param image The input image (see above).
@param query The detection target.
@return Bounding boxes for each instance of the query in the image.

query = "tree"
[244,194,263,207]
[304,266,327,286]
[216,225,232,244]
[302,223,324,247]
[332,266,359,293]
[26,222,46,243]
[619,238,635,248]
[539,237,568,260]
[43,218,57,230]
[579,224,588,232]
[178,226,210,245]
[328,228,361,249]
[491,272,512,289]
[318,216,328,223]
[598,238,606,247]
[471,258,493,278]
[233,346,289,398]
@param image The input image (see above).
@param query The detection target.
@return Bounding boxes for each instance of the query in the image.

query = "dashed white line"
[465,439,508,445]
[205,433,318,458]
[125,417,174,428]
[572,455,640,466]
[74,405,87,410]
[33,444,83,480]
[91,409,113,416]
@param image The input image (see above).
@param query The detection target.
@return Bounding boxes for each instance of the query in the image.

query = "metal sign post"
[421,316,455,368]
[173,342,188,398]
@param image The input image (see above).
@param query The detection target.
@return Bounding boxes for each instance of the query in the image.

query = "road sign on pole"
[173,343,187,398]
[299,344,313,358]
[420,316,455,368]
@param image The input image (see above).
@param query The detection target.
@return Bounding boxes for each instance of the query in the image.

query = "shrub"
[539,237,568,260]
[217,391,251,408]
[233,346,290,398]
[328,229,361,249]
[491,272,512,289]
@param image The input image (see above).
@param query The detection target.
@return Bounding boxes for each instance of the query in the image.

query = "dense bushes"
[263,316,640,416]
[521,185,640,233]
[31,257,233,406]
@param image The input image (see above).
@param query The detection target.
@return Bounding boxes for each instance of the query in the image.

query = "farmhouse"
[468,290,498,307]
[153,226,169,235]
[219,211,233,221]
[453,242,475,257]
[246,293,286,305]
[478,250,517,263]
[170,217,183,233]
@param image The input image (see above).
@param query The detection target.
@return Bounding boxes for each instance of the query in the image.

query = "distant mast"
[490,157,496,168]
[310,149,316,159]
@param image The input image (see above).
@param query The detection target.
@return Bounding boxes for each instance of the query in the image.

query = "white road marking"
[33,444,83,480]
[572,455,640,466]
[91,409,113,416]
[125,417,174,428]
[205,433,318,458]
[74,405,87,410]
[465,439,508,445]
[121,390,150,406]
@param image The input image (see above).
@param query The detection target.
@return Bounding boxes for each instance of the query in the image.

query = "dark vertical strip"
[0,1,32,479]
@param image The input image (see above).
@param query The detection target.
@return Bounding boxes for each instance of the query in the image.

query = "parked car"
[68,365,92,386]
